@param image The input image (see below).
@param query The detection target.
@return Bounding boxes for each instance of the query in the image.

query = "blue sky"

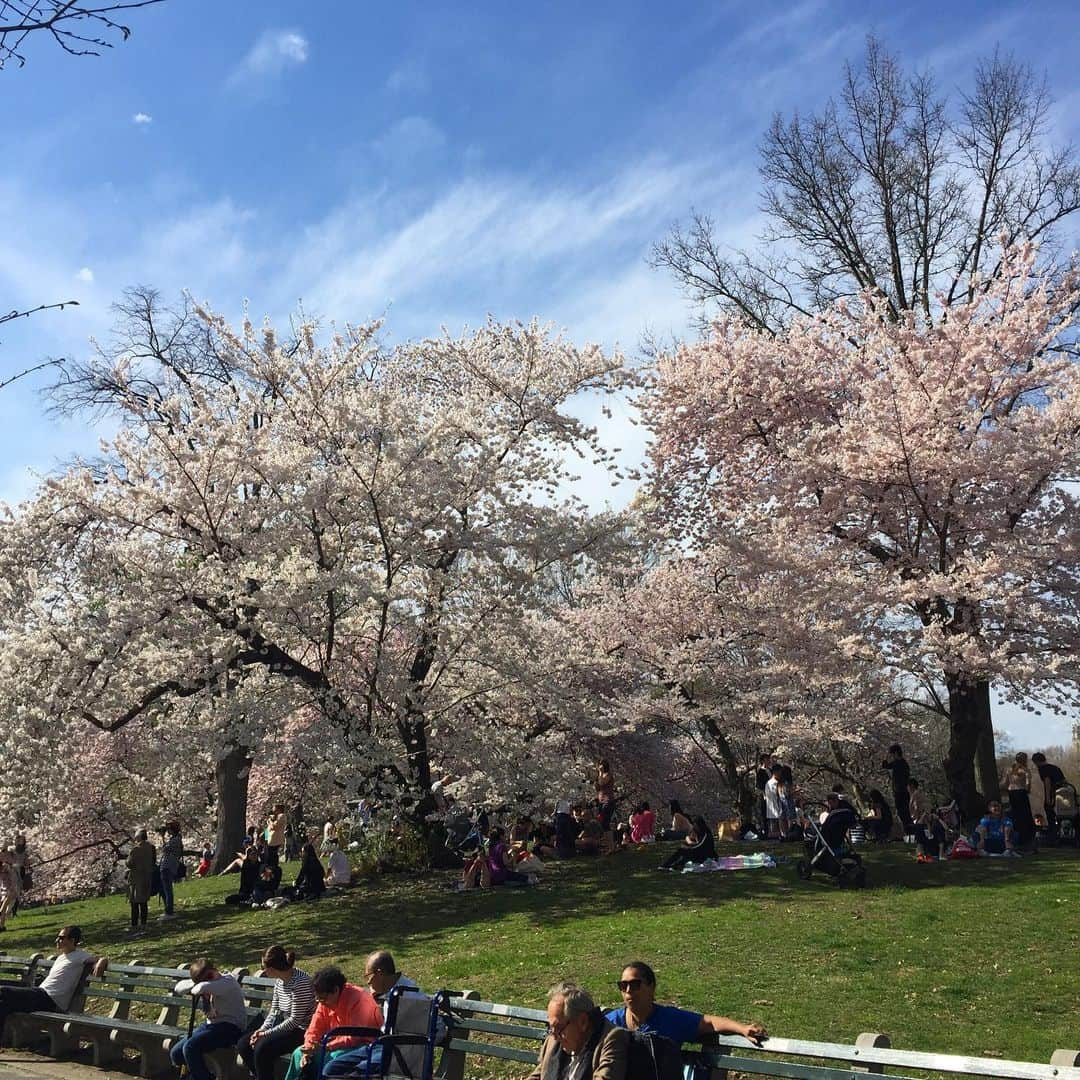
[2,0,1078,747]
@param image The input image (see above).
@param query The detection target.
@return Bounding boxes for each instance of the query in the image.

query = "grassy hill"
[3,843,1078,1065]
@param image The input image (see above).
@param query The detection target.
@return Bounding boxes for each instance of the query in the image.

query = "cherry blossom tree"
[0,300,632,859]
[643,243,1080,818]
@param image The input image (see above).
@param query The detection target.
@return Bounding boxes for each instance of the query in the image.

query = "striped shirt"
[259,968,316,1037]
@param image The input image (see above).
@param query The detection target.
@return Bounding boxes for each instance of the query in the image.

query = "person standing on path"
[125,828,156,933]
[882,745,913,836]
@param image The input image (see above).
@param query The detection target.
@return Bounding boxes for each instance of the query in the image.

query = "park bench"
[3,958,261,1078]
[0,950,44,986]
[435,996,1080,1080]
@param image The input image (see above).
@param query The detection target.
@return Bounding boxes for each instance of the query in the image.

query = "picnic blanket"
[680,852,777,872]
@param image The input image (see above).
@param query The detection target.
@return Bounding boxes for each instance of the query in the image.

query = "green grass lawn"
[3,843,1078,1066]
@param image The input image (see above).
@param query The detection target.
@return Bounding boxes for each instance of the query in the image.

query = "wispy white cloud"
[386,59,428,95]
[76,267,94,283]
[132,112,152,125]
[371,116,446,162]
[230,29,308,84]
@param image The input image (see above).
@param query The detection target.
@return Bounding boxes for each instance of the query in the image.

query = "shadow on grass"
[6,843,1078,975]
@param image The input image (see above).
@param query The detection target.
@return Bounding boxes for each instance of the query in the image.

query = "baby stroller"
[1055,783,1079,846]
[797,802,866,889]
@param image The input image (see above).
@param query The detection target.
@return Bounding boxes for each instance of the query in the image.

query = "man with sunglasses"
[527,981,628,1080]
[0,926,108,1032]
[606,963,766,1048]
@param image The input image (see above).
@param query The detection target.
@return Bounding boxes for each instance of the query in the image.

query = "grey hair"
[548,981,594,1021]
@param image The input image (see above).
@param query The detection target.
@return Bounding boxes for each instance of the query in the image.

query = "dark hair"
[61,925,82,943]
[301,843,317,860]
[624,961,656,986]
[274,803,286,813]
[908,777,920,789]
[770,764,783,775]
[489,826,506,842]
[888,744,902,755]
[165,820,181,835]
[641,801,650,812]
[868,788,885,803]
[1032,752,1046,764]
[262,945,296,971]
[668,800,683,814]
[693,815,709,838]
[312,966,347,994]
[598,759,611,770]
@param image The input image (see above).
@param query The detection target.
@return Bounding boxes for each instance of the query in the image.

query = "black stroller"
[797,801,866,888]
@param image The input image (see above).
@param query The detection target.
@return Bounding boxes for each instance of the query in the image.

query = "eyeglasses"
[616,979,642,992]
[548,1020,568,1039]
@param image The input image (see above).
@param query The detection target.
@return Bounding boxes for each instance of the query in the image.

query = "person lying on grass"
[606,961,766,1046]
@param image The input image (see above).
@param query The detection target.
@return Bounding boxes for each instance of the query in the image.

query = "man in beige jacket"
[527,982,628,1080]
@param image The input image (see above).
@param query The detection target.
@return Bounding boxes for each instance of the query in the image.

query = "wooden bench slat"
[704,1039,1080,1080]
[446,1038,541,1064]
[453,1017,546,1040]
[447,997,547,1022]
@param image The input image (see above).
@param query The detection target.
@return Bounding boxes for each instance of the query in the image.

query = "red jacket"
[302,983,382,1052]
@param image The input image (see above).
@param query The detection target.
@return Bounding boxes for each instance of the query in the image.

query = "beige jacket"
[526,1018,629,1080]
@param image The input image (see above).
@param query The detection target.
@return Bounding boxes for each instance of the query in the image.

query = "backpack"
[624,1031,684,1080]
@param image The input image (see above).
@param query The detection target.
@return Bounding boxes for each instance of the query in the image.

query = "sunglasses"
[616,979,643,992]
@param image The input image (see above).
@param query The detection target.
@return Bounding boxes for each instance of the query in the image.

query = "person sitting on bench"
[285,965,382,1080]
[0,925,108,1031]
[320,950,421,1077]
[171,958,247,1080]
[527,981,629,1080]
[606,961,766,1046]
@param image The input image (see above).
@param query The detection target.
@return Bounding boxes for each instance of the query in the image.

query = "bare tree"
[653,38,1080,335]
[1,0,165,68]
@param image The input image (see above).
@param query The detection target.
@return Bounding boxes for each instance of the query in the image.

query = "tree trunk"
[210,744,252,873]
[943,674,992,822]
[973,681,1000,804]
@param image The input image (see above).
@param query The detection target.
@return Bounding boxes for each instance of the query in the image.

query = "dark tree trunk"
[211,744,252,873]
[943,674,993,822]
[973,680,1000,804]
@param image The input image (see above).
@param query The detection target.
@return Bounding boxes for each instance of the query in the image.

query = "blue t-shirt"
[605,1004,703,1046]
[979,814,1012,842]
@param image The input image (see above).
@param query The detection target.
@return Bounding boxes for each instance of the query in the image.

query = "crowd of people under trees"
[0,744,1075,934]
[0,930,766,1080]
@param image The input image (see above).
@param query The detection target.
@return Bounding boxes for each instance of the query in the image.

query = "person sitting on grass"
[325,841,353,887]
[284,965,382,1080]
[225,845,263,905]
[240,945,316,1080]
[171,958,247,1080]
[630,802,656,843]
[977,800,1017,856]
[659,816,716,871]
[0,926,108,1030]
[606,961,766,1047]
[487,826,532,886]
[908,779,946,861]
[290,843,326,901]
[320,951,420,1078]
[527,981,628,1080]
[864,790,894,843]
